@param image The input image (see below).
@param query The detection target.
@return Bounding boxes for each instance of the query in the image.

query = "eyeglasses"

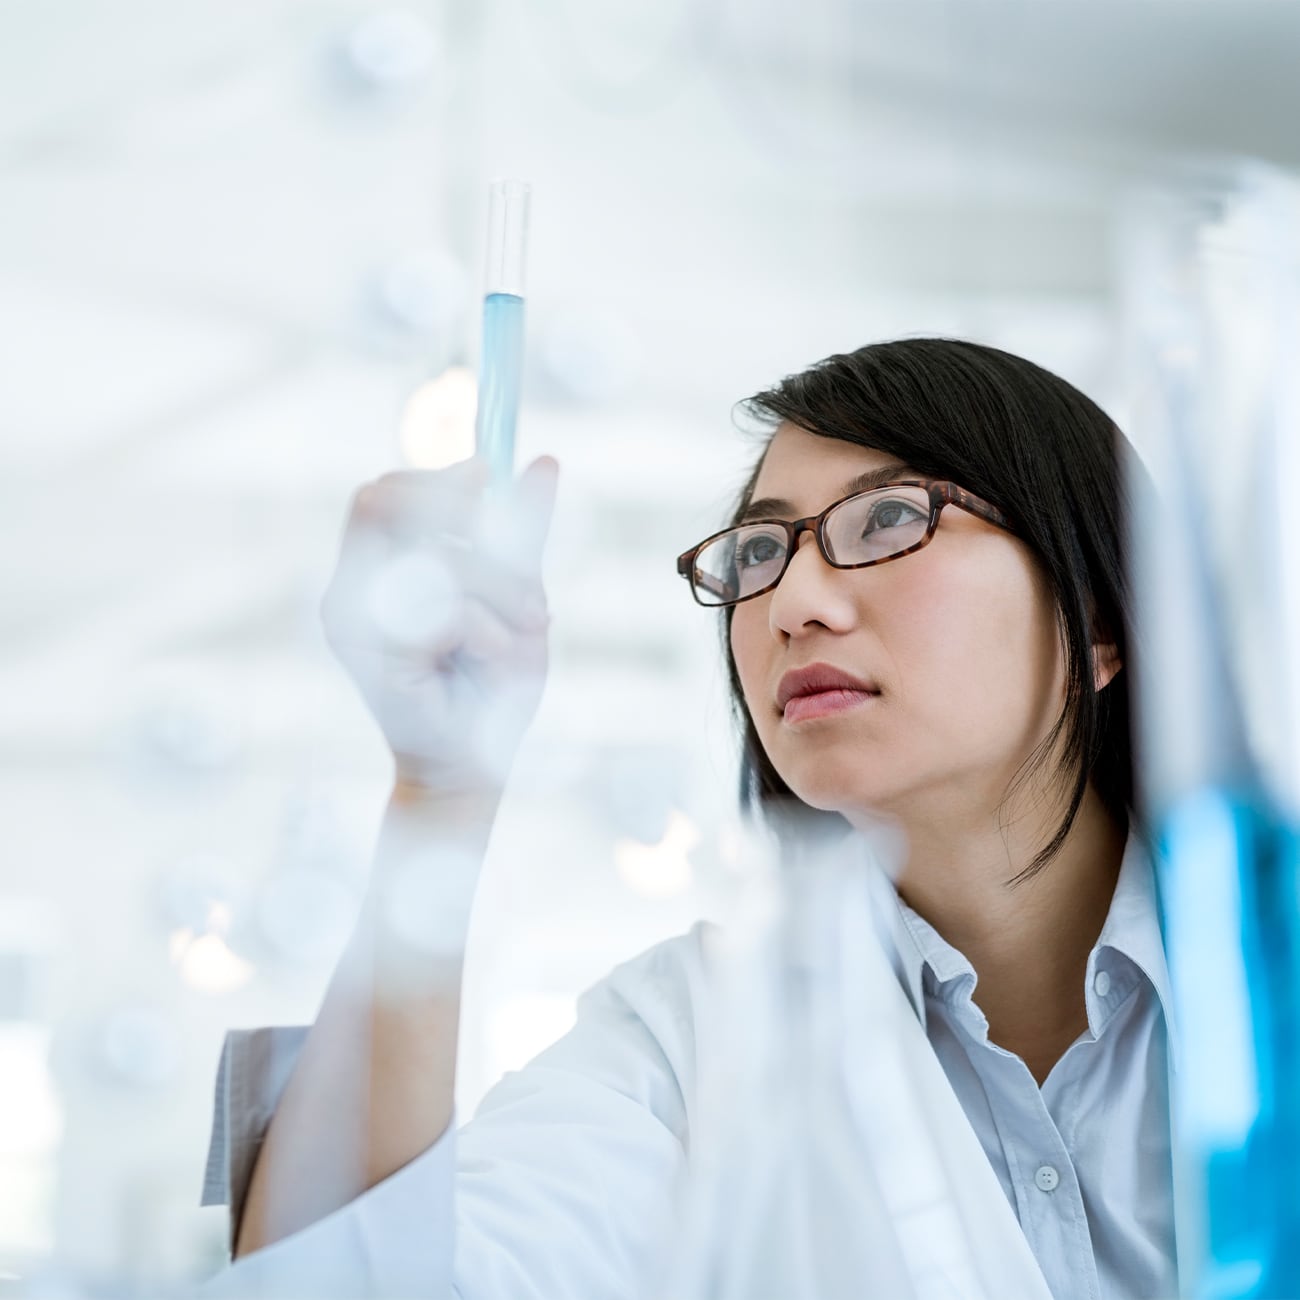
[675,479,1015,608]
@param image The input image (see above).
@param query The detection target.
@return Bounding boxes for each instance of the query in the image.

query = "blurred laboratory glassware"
[1123,158,1300,1300]
[661,811,1052,1300]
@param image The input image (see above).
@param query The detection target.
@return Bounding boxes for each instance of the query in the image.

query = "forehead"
[750,423,909,505]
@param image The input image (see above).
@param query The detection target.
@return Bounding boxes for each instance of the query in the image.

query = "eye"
[863,497,926,534]
[736,532,784,568]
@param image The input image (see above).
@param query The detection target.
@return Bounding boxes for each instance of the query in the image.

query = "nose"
[767,531,858,638]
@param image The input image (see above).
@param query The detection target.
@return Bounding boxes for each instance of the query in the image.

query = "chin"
[774,769,878,811]
[775,771,893,820]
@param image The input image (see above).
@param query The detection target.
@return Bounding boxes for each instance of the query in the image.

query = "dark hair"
[723,337,1139,883]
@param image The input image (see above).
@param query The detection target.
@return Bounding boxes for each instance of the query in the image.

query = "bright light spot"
[0,1026,60,1155]
[399,367,477,469]
[168,927,192,963]
[485,993,576,1077]
[0,1027,58,1256]
[615,810,699,899]
[169,928,254,995]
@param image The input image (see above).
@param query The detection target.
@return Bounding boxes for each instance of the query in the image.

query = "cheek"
[728,605,771,716]
[895,555,1062,730]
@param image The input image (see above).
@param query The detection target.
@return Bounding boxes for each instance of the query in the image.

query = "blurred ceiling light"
[0,1026,60,1156]
[399,366,478,468]
[169,930,254,995]
[614,809,699,899]
[339,9,440,93]
[0,1024,59,1257]
[159,855,239,936]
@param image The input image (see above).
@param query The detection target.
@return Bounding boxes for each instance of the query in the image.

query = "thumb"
[512,455,560,555]
[474,455,560,575]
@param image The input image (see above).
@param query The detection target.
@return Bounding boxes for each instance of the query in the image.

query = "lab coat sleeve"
[450,944,694,1299]
[200,1025,309,1239]
[196,925,706,1300]
[196,1024,456,1299]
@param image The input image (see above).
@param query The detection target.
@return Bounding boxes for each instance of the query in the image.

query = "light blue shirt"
[885,832,1178,1299]
[200,831,1177,1298]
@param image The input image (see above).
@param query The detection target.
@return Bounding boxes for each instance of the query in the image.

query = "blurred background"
[4,0,1300,1291]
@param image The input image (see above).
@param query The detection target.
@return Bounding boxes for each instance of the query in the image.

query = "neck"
[876,781,1127,1085]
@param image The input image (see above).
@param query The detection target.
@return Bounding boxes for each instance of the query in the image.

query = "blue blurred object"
[1124,161,1300,1298]
[1158,791,1300,1297]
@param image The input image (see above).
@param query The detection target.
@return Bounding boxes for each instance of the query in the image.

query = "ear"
[1091,638,1122,692]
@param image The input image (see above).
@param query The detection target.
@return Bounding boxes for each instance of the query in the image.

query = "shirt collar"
[1091,829,1180,1068]
[867,829,1179,1068]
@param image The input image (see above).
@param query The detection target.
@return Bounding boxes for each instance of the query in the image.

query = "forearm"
[233,781,498,1258]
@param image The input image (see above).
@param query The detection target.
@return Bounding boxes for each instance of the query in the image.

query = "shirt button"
[1094,970,1112,998]
[1034,1164,1060,1193]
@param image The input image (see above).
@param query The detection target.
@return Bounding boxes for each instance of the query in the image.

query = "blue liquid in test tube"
[475,181,530,482]
[477,291,525,480]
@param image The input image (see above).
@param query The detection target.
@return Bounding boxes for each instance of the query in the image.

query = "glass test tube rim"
[484,178,531,299]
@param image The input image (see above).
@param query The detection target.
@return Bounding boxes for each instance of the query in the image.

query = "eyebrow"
[738,462,917,524]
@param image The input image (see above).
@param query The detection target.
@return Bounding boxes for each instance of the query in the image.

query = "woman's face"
[729,422,1069,830]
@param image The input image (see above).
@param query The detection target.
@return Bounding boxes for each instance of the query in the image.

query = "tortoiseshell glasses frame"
[675,479,1016,608]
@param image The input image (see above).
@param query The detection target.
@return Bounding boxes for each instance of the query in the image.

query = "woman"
[202,339,1176,1299]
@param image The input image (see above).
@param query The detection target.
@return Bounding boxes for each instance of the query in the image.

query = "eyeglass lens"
[692,485,931,606]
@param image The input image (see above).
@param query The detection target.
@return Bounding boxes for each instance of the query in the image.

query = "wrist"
[356,780,497,996]
[389,771,503,824]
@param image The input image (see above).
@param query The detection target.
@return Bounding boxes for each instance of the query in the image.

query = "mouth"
[782,687,881,724]
[776,662,882,724]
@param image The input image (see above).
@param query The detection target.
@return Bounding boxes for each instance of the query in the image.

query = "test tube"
[474,180,531,482]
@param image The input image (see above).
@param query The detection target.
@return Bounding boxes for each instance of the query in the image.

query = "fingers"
[347,455,558,575]
[474,455,560,579]
[318,454,560,791]
[350,456,491,545]
[350,455,557,552]
[321,464,556,656]
[515,455,560,554]
[322,544,547,664]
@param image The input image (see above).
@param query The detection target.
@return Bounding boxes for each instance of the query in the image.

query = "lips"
[776,662,880,712]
